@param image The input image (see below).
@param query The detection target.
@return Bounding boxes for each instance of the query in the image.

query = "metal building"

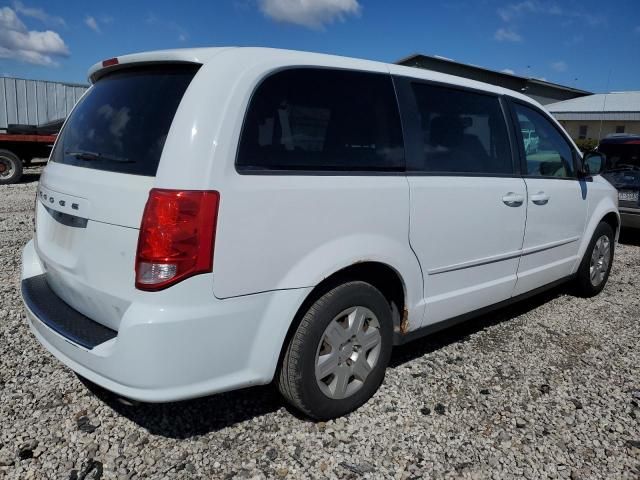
[547,92,640,141]
[0,76,88,131]
[396,54,591,105]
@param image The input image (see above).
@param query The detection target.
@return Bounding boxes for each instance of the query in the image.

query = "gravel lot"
[1,168,639,479]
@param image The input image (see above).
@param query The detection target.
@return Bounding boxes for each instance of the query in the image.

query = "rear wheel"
[574,222,615,297]
[0,149,23,185]
[278,281,393,420]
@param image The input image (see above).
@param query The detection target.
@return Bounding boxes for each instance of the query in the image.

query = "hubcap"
[0,158,13,178]
[315,306,382,400]
[589,235,611,287]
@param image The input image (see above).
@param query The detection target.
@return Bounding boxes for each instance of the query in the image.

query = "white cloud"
[501,68,515,75]
[497,1,605,27]
[258,0,361,29]
[498,1,537,22]
[494,27,522,42]
[85,14,113,34]
[85,15,100,33]
[13,1,65,27]
[0,6,69,66]
[145,13,188,42]
[551,60,567,72]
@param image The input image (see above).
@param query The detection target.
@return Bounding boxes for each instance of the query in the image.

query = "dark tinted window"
[409,83,512,174]
[513,103,575,178]
[52,65,199,176]
[237,69,404,172]
[599,142,640,170]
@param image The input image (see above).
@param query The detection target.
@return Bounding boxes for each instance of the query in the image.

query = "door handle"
[531,192,550,205]
[502,192,524,207]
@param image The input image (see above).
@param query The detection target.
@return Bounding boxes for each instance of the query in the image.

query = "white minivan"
[21,47,619,419]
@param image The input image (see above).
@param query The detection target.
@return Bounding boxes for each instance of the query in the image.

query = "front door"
[509,101,588,296]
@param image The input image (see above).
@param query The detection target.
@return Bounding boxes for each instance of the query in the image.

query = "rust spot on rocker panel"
[400,307,409,334]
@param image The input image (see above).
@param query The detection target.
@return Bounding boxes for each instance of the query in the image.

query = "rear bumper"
[22,275,117,349]
[21,239,311,402]
[620,208,640,229]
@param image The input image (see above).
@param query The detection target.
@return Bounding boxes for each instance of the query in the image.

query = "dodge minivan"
[21,47,619,420]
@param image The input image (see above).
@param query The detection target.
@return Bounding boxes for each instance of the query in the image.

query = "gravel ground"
[1,168,639,480]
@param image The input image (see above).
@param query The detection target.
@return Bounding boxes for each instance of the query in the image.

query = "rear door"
[36,64,199,330]
[508,101,588,295]
[395,78,527,326]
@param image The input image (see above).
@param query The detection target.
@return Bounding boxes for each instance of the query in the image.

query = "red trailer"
[0,121,61,185]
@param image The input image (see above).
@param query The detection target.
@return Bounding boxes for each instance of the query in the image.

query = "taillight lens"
[135,189,220,291]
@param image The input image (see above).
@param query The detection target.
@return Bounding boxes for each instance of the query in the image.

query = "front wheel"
[278,281,393,420]
[574,222,615,297]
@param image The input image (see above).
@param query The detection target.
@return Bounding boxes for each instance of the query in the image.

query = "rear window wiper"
[65,150,133,163]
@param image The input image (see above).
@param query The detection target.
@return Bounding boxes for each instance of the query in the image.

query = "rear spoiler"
[87,47,237,83]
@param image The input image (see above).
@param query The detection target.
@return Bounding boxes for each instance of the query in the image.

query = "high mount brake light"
[102,58,119,67]
[135,189,220,291]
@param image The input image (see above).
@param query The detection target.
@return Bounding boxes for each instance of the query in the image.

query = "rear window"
[236,68,404,172]
[51,65,199,176]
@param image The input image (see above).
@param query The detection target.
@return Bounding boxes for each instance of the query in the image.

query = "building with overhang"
[396,53,591,106]
[546,92,640,142]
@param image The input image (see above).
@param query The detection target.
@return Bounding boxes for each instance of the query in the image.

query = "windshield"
[51,64,199,176]
[599,143,640,170]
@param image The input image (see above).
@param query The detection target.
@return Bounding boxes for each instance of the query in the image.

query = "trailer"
[0,76,88,184]
[0,123,59,184]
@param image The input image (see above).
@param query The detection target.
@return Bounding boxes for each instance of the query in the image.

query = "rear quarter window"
[236,68,405,173]
[52,65,199,176]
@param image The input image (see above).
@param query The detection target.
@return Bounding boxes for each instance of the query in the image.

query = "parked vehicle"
[0,76,87,184]
[521,127,540,155]
[596,134,640,229]
[20,48,619,420]
[0,120,62,184]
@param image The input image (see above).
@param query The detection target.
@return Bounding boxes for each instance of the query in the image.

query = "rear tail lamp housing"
[135,189,220,291]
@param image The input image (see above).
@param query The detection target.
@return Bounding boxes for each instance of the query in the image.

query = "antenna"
[597,69,612,142]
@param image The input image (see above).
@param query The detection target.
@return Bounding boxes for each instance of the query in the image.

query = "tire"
[278,281,393,420]
[0,149,23,185]
[574,222,615,297]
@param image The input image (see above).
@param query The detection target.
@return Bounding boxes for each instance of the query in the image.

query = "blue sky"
[0,0,638,93]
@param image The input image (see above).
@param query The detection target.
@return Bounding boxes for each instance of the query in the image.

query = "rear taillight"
[135,189,220,291]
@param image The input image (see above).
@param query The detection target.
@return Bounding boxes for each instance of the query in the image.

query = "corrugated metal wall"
[0,77,88,130]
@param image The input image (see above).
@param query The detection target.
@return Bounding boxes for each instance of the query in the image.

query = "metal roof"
[547,92,640,113]
[546,92,640,121]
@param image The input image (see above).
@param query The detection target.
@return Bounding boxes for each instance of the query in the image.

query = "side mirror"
[581,151,606,177]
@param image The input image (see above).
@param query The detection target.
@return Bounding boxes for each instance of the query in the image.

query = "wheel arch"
[575,200,620,273]
[274,261,409,377]
[601,211,620,241]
